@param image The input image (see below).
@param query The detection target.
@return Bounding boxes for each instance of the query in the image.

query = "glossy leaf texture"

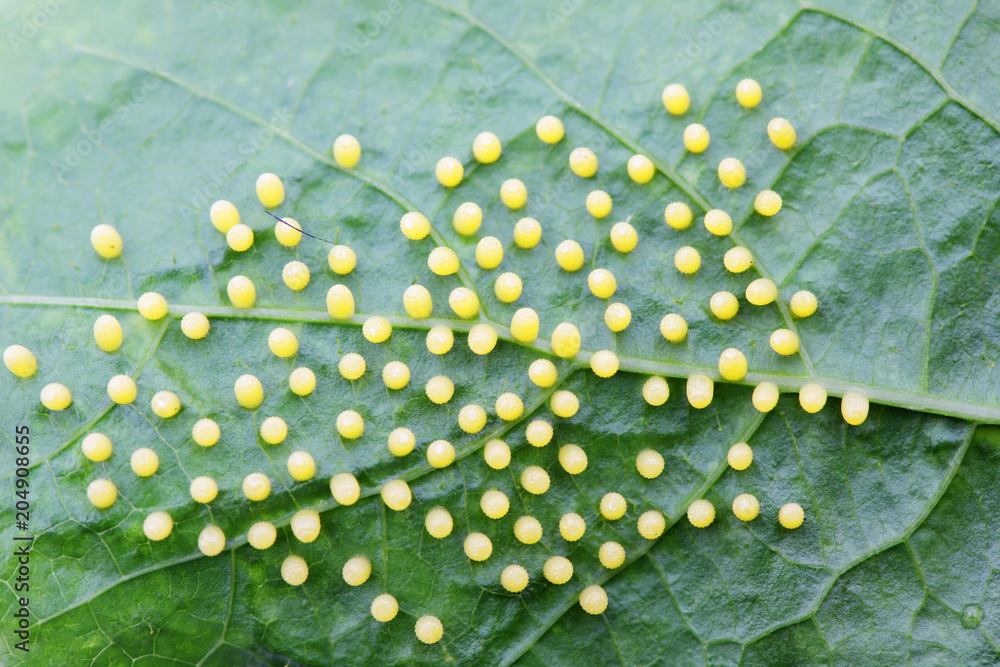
[1,0,998,665]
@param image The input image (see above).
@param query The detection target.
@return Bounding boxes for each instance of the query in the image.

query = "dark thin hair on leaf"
[265,210,335,245]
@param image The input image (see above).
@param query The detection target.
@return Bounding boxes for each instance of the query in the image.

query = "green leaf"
[1,1,998,665]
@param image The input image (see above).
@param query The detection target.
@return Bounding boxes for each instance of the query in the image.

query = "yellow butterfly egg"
[550,322,581,358]
[198,525,226,557]
[473,131,502,163]
[90,224,123,259]
[704,209,733,236]
[435,156,464,188]
[520,465,550,495]
[400,211,430,240]
[342,555,372,586]
[674,246,701,274]
[137,292,168,320]
[226,223,254,252]
[604,302,632,332]
[745,278,777,306]
[453,202,482,236]
[735,78,762,108]
[526,419,553,448]
[580,585,608,615]
[476,236,504,269]
[555,240,585,272]
[718,157,746,189]
[130,447,159,478]
[501,178,528,209]
[664,202,693,230]
[326,284,355,319]
[381,479,412,511]
[687,373,714,409]
[425,507,454,539]
[559,512,586,541]
[274,217,303,247]
[588,268,617,299]
[458,403,487,433]
[510,308,540,343]
[337,410,365,439]
[427,439,456,469]
[333,133,362,167]
[559,444,588,475]
[40,382,72,410]
[3,345,37,378]
[415,616,444,645]
[600,492,628,520]
[778,502,805,529]
[210,200,240,233]
[543,556,574,585]
[449,287,480,319]
[143,511,174,542]
[428,246,460,275]
[528,359,558,387]
[281,555,309,586]
[799,383,827,413]
[841,391,870,425]
[551,390,579,418]
[256,172,285,208]
[180,312,210,340]
[496,392,524,421]
[791,290,818,318]
[682,123,710,153]
[733,493,760,522]
[609,221,638,253]
[192,418,221,447]
[635,449,664,479]
[599,541,626,569]
[267,327,298,359]
[151,390,181,418]
[81,432,113,462]
[93,314,123,352]
[464,532,493,561]
[661,83,690,115]
[242,472,271,501]
[426,325,454,355]
[767,117,797,149]
[710,291,739,320]
[536,115,565,143]
[585,190,612,219]
[770,328,800,356]
[281,260,311,292]
[234,374,264,408]
[501,564,529,593]
[642,376,670,406]
[330,472,361,506]
[484,439,511,469]
[480,489,510,519]
[328,245,357,275]
[425,375,455,405]
[752,381,780,412]
[468,323,498,355]
[494,272,523,303]
[569,147,598,178]
[590,350,619,378]
[106,374,137,405]
[387,427,416,457]
[338,352,366,380]
[687,498,715,528]
[724,246,753,273]
[260,416,288,445]
[627,154,655,183]
[727,442,753,470]
[227,275,256,309]
[360,316,391,344]
[637,510,666,539]
[87,479,117,509]
[371,593,399,622]
[754,189,782,216]
[404,284,434,318]
[659,313,688,342]
[247,521,277,550]
[513,217,542,249]
[718,348,748,381]
[190,476,218,504]
[514,515,543,544]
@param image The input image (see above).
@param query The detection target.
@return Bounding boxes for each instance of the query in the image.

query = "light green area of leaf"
[0,0,998,664]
